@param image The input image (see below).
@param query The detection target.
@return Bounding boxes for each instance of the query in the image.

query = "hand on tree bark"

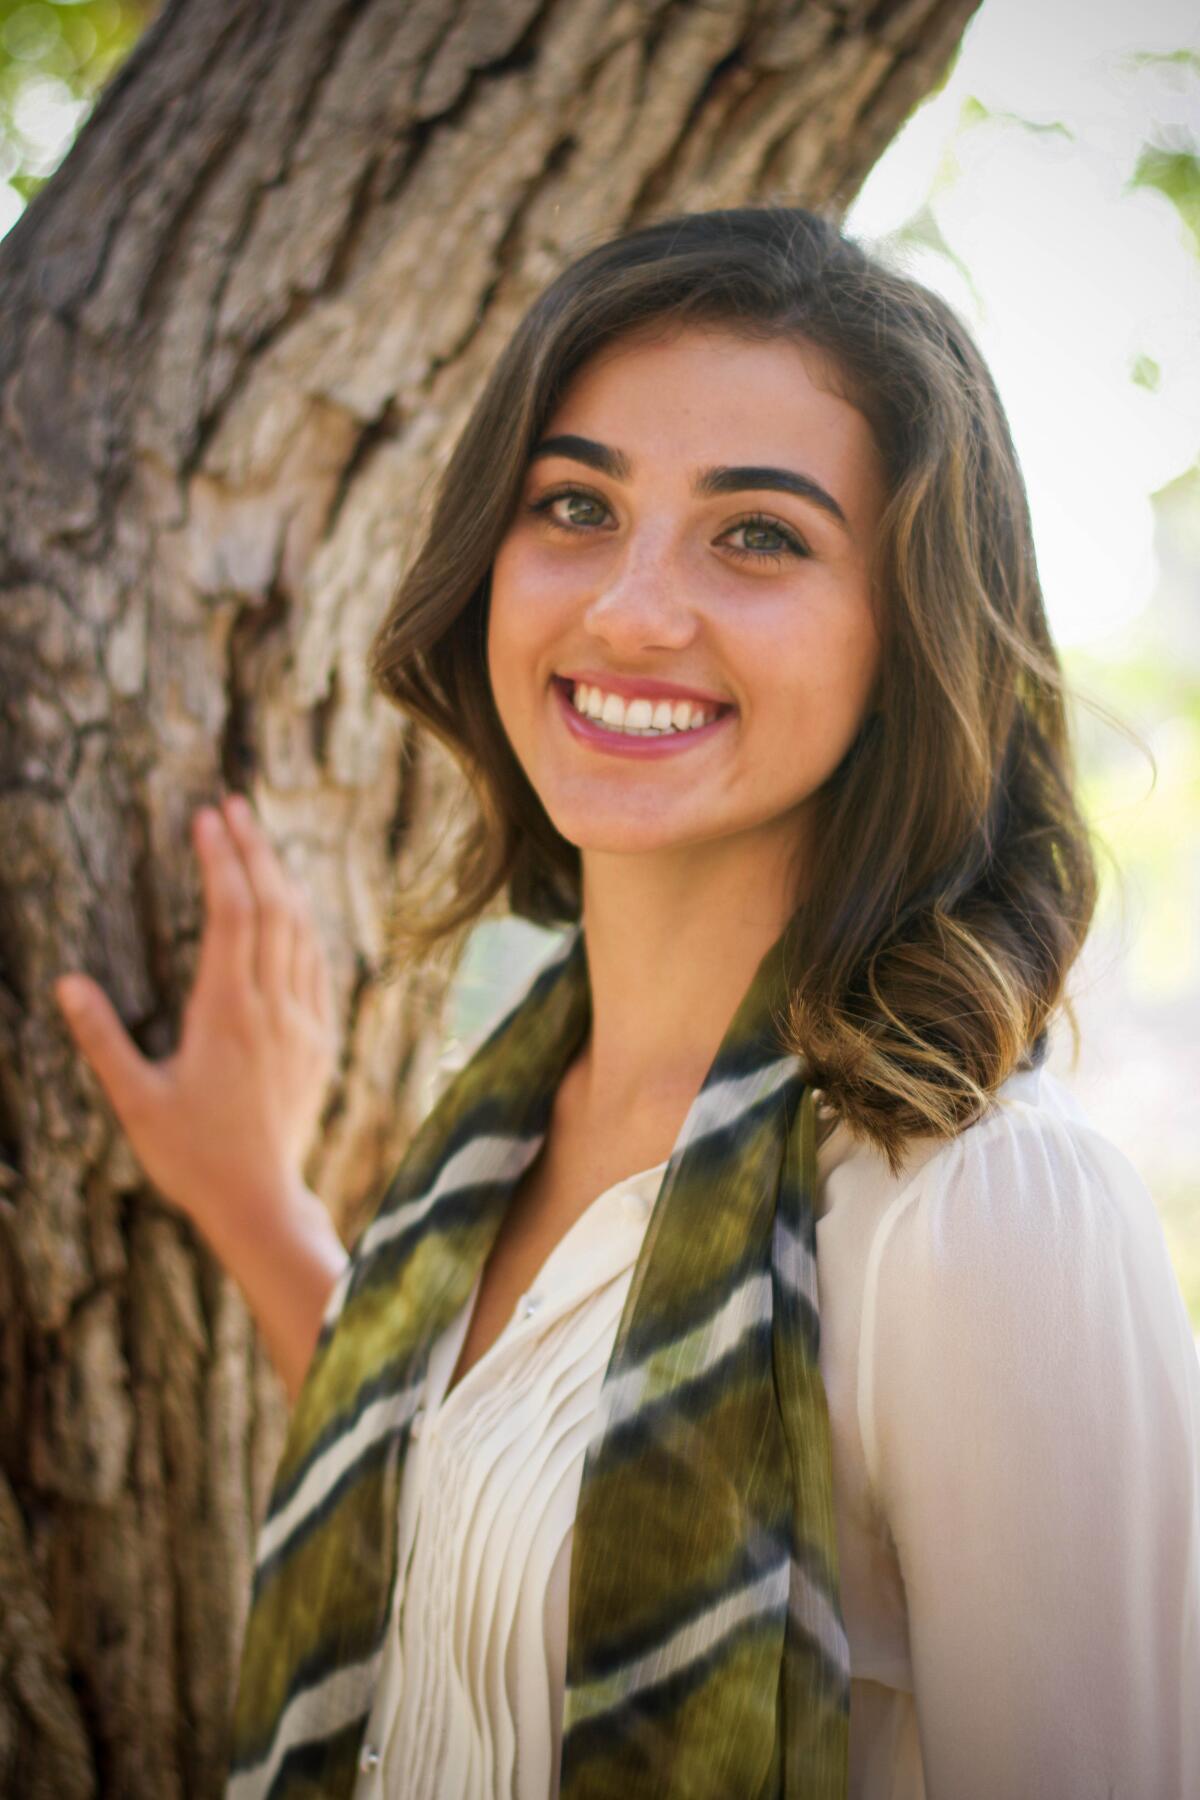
[52,793,339,1241]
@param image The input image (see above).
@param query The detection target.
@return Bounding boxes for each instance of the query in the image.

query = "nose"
[580,524,699,655]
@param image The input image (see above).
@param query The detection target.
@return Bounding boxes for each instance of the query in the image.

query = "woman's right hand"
[54,793,339,1238]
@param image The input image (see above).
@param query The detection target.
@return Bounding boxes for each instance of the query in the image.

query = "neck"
[569,827,807,1127]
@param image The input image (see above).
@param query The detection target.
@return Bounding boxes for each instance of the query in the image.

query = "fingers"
[193,805,257,1006]
[218,796,331,1025]
[218,794,300,1008]
[54,973,160,1124]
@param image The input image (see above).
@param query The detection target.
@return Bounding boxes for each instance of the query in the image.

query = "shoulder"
[844,1062,1188,1370]
[842,1065,1199,1512]
[817,1062,1167,1291]
[875,1065,1169,1307]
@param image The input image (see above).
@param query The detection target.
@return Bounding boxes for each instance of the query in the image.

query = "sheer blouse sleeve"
[860,1094,1200,1799]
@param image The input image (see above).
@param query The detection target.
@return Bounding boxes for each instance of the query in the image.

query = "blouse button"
[410,1406,426,1439]
[359,1740,381,1773]
[622,1188,651,1222]
[518,1291,542,1319]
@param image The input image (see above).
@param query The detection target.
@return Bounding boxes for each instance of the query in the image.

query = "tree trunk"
[0,0,980,1792]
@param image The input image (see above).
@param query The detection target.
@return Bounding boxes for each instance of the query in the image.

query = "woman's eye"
[527,489,610,531]
[722,516,810,564]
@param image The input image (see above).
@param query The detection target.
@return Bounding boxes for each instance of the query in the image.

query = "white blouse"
[351,1063,1200,1799]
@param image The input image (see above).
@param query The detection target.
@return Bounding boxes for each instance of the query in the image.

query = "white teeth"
[568,681,719,736]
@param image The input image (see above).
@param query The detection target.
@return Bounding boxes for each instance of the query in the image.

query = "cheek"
[486,544,530,686]
[813,609,879,697]
[486,542,562,741]
[744,588,880,740]
[489,538,586,707]
[490,540,547,652]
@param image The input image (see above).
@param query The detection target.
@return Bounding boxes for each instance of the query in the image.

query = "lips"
[550,675,735,759]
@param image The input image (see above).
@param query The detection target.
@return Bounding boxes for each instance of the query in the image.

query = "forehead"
[543,322,879,486]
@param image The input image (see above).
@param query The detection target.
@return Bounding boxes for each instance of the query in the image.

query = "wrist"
[195,1172,349,1404]
[191,1165,318,1256]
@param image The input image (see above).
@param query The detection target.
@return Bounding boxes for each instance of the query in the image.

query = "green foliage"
[0,0,152,199]
[961,91,1074,141]
[881,198,987,315]
[1123,47,1200,77]
[1130,352,1162,392]
[1129,136,1200,257]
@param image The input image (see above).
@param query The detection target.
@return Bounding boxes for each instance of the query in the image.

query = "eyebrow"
[528,432,849,531]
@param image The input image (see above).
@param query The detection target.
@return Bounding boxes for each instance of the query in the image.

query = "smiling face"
[487,322,889,906]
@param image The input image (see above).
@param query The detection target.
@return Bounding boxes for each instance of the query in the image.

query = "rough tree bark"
[0,0,980,1793]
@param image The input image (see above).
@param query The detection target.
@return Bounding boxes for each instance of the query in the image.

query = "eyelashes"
[524,485,812,566]
[722,520,811,566]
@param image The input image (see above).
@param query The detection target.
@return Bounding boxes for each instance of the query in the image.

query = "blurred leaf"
[1129,134,1200,257]
[964,101,1074,141]
[1131,351,1162,392]
[1122,48,1200,76]
[883,198,988,316]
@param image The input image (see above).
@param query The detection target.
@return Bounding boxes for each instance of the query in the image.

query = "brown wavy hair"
[366,205,1099,1175]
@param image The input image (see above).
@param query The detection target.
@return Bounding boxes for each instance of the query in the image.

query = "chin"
[544,806,711,858]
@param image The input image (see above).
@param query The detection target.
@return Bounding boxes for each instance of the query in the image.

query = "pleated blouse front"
[364,1158,669,1800]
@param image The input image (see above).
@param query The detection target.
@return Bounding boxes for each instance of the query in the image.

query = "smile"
[551,677,735,759]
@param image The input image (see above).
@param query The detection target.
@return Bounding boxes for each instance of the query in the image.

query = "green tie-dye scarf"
[225,915,850,1797]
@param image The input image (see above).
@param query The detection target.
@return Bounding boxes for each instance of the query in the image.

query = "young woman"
[56,207,1200,1800]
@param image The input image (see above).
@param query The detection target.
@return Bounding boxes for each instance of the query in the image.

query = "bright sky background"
[845,0,1200,650]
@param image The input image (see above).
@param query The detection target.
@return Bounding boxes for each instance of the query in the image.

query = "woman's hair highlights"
[366,205,1099,1176]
